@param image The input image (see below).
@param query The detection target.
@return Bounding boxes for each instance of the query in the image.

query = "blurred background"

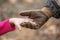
[0,0,47,21]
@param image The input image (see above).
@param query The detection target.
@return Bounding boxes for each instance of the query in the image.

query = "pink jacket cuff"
[0,19,15,35]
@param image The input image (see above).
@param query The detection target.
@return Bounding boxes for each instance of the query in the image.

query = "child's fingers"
[15,23,22,31]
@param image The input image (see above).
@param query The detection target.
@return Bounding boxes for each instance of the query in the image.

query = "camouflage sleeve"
[44,0,60,18]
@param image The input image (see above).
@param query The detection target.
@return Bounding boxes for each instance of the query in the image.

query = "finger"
[20,22,39,29]
[19,10,41,19]
[15,24,21,31]
[20,11,31,16]
[19,10,40,16]
[19,11,36,19]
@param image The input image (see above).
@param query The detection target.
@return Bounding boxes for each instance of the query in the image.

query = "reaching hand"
[9,18,37,30]
[20,10,48,29]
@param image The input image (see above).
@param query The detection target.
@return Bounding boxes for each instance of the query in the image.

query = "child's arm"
[0,18,35,35]
[0,19,15,35]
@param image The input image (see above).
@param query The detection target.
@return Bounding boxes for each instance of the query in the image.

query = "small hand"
[9,18,37,30]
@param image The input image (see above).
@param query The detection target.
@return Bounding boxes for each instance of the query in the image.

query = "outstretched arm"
[0,18,36,35]
[0,19,15,35]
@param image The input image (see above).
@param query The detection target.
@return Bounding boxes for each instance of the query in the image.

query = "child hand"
[9,18,37,30]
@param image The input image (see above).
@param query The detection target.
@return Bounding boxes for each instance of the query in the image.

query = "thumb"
[20,11,31,16]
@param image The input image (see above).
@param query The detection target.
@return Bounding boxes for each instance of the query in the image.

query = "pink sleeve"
[0,19,15,35]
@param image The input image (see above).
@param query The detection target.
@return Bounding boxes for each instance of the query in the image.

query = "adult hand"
[19,10,48,29]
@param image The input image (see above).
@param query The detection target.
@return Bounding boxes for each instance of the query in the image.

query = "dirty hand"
[19,10,47,29]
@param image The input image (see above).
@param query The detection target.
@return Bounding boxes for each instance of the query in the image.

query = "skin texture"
[20,7,53,29]
[9,18,37,30]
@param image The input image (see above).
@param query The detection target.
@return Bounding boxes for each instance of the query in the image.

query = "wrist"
[41,7,53,18]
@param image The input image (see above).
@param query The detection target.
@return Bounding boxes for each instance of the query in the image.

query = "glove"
[9,18,37,30]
